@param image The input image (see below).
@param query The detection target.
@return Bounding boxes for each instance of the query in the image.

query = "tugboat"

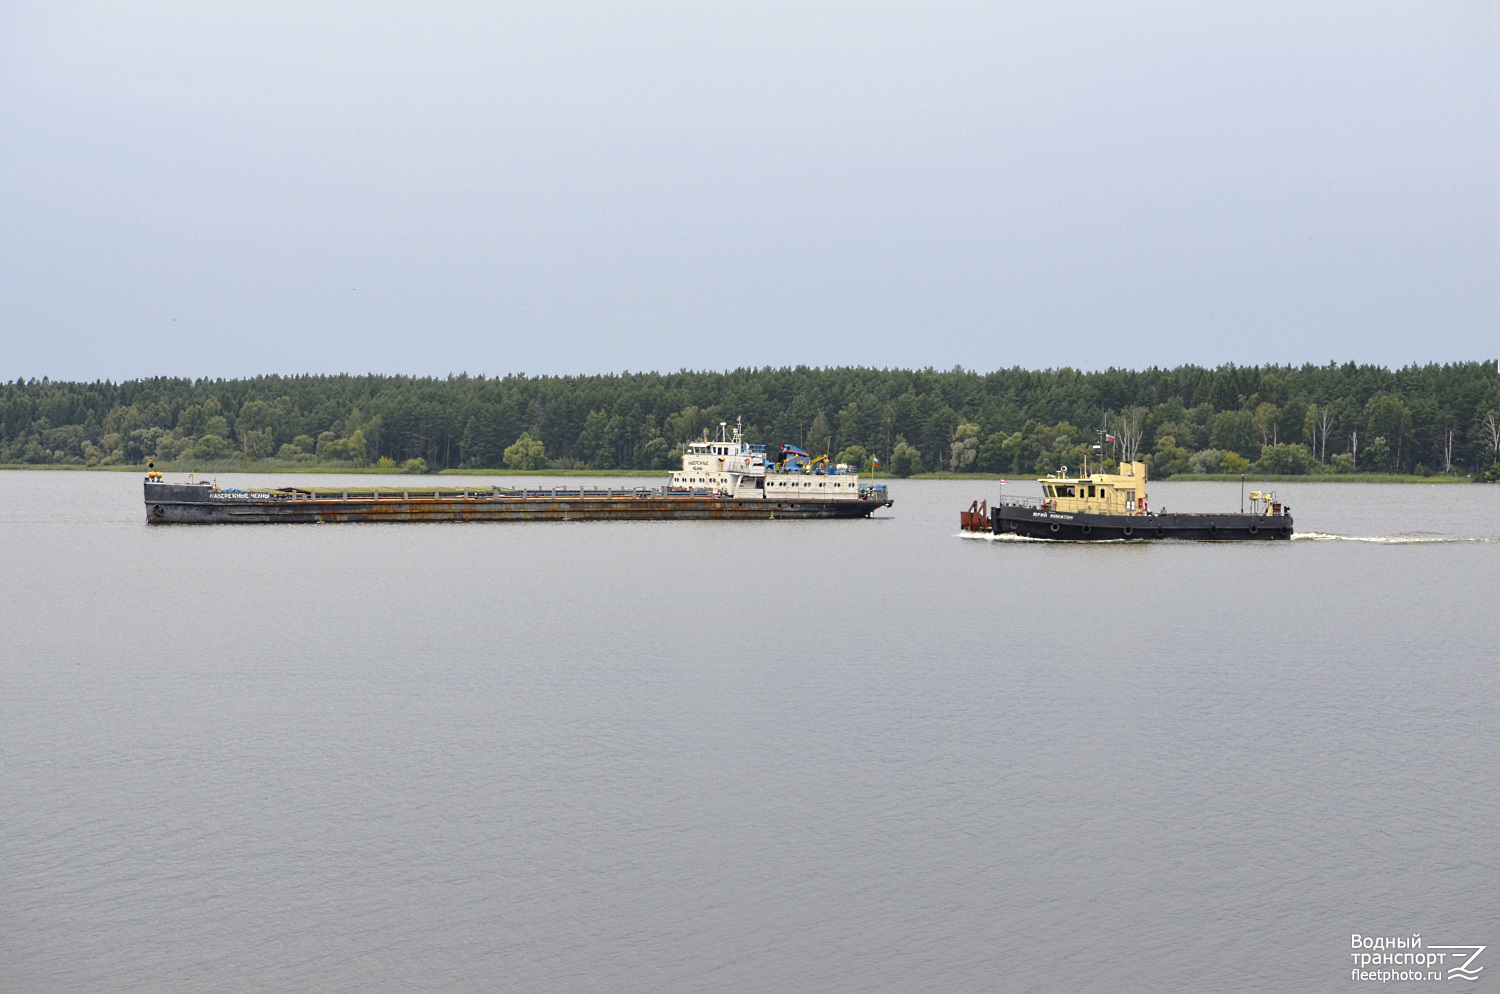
[960,460,1293,541]
[142,419,892,524]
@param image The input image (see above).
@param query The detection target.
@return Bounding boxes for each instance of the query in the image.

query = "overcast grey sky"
[1,2,1494,380]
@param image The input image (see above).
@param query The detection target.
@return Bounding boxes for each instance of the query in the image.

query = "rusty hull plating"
[144,481,892,524]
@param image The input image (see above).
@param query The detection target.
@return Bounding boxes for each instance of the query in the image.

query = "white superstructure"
[668,419,876,502]
[762,469,866,500]
[669,418,768,497]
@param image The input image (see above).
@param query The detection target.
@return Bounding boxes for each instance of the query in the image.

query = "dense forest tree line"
[3,363,1498,479]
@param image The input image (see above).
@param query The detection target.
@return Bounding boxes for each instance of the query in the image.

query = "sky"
[1,1,1495,381]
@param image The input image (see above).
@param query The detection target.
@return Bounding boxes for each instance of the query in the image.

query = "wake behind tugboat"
[960,459,1293,541]
[143,419,892,525]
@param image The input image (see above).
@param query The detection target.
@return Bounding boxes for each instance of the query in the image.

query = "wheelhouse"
[1037,461,1148,515]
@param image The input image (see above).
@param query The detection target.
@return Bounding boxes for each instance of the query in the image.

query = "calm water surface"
[3,471,1497,992]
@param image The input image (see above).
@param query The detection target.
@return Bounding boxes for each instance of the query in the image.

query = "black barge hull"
[990,503,1292,541]
[144,482,891,524]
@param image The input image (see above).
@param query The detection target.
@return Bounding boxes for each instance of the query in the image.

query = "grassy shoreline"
[1,463,1481,483]
[0,462,664,477]
[1160,472,1473,483]
[907,471,1476,483]
[912,470,1476,482]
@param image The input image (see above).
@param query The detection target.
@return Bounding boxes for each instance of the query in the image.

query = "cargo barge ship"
[960,460,1292,541]
[144,421,892,525]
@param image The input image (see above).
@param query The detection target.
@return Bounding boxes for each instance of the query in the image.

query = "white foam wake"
[957,530,1500,545]
[957,531,1046,542]
[1291,532,1500,544]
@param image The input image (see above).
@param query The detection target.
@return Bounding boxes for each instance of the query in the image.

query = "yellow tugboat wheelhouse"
[1035,461,1149,516]
[960,458,1294,542]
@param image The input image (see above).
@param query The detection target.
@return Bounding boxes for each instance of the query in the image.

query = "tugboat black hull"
[991,504,1292,541]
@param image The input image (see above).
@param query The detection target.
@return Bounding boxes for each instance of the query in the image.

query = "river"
[2,470,1496,991]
